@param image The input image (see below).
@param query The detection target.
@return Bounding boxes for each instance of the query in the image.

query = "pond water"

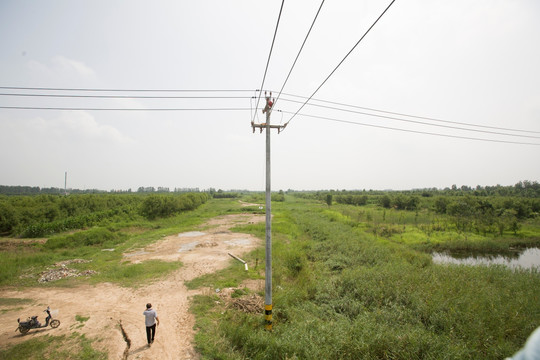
[432,248,540,270]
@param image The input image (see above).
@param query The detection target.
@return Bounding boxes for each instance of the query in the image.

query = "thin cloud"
[26,55,97,82]
[54,111,134,144]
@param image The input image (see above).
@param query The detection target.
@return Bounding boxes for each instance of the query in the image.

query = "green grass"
[75,315,90,323]
[0,199,243,288]
[185,258,262,291]
[0,297,33,314]
[2,195,539,359]
[0,333,107,360]
[0,297,33,306]
[188,198,540,360]
[328,204,540,254]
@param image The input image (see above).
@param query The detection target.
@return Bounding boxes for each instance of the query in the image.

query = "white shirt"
[143,308,158,327]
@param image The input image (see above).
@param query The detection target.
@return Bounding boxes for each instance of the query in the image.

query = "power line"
[276,97,540,139]
[284,0,397,128]
[273,0,325,113]
[279,91,540,135]
[252,0,285,124]
[279,110,540,146]
[0,106,251,111]
[3,86,538,136]
[0,86,253,93]
[0,93,252,100]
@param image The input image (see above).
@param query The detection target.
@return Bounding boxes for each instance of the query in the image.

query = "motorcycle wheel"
[50,319,60,328]
[19,326,30,334]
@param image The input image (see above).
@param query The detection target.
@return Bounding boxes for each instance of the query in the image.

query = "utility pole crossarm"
[251,123,286,134]
[251,91,286,134]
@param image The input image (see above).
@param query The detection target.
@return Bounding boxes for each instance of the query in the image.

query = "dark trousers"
[146,324,156,344]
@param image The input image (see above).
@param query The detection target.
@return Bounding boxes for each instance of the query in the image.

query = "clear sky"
[1,0,539,191]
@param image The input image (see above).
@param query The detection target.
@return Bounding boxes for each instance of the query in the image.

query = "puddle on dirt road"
[224,238,251,246]
[178,231,206,237]
[178,241,199,252]
[432,247,540,270]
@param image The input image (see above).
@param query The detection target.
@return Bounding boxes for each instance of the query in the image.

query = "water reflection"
[432,248,540,270]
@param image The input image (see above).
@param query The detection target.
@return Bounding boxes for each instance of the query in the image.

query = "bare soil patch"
[238,200,263,208]
[0,238,47,251]
[0,214,264,360]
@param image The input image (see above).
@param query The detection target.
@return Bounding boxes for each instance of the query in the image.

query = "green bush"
[140,193,208,220]
[44,228,125,250]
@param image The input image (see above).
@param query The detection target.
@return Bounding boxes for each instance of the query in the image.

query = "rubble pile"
[54,259,91,267]
[37,259,97,283]
[228,294,264,314]
[196,241,218,248]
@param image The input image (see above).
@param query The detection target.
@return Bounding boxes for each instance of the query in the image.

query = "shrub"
[44,228,124,249]
[140,193,208,220]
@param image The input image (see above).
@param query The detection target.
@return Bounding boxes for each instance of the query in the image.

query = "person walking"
[143,303,159,347]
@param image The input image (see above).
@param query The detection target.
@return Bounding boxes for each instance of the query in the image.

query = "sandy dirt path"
[0,213,264,359]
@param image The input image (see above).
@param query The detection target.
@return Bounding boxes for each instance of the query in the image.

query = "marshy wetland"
[0,184,539,359]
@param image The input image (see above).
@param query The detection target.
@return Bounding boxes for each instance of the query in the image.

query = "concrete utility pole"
[251,91,285,331]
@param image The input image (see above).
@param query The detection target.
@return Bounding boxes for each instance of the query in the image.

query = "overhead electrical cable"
[283,0,397,129]
[251,0,285,124]
[279,110,540,146]
[3,86,538,136]
[0,93,253,100]
[278,91,540,135]
[276,97,540,139]
[0,86,253,93]
[0,106,251,111]
[273,0,325,113]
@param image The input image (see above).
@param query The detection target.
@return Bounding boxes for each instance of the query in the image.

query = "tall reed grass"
[191,198,540,359]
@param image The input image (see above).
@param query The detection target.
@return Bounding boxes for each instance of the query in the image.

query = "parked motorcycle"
[16,306,60,334]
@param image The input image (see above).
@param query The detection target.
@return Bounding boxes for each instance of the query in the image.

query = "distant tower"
[64,172,67,196]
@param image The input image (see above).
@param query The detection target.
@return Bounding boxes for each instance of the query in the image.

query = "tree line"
[295,183,540,238]
[0,192,208,237]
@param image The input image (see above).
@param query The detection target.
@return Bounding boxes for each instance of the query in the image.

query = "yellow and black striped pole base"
[264,304,272,331]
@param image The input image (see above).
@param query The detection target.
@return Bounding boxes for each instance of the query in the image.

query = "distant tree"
[326,194,332,206]
[380,195,391,209]
[434,197,449,214]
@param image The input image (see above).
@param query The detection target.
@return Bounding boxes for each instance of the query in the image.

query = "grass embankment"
[189,197,540,360]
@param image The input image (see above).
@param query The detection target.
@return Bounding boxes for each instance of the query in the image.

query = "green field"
[189,195,540,360]
[0,186,539,359]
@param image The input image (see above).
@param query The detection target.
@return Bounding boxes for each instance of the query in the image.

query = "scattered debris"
[216,287,264,314]
[36,259,97,283]
[228,294,264,314]
[80,270,98,276]
[228,252,249,271]
[196,241,218,248]
[53,259,91,267]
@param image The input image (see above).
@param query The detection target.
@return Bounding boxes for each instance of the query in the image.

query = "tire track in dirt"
[0,214,264,360]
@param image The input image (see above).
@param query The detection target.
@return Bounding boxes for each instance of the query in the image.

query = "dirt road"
[0,214,265,359]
